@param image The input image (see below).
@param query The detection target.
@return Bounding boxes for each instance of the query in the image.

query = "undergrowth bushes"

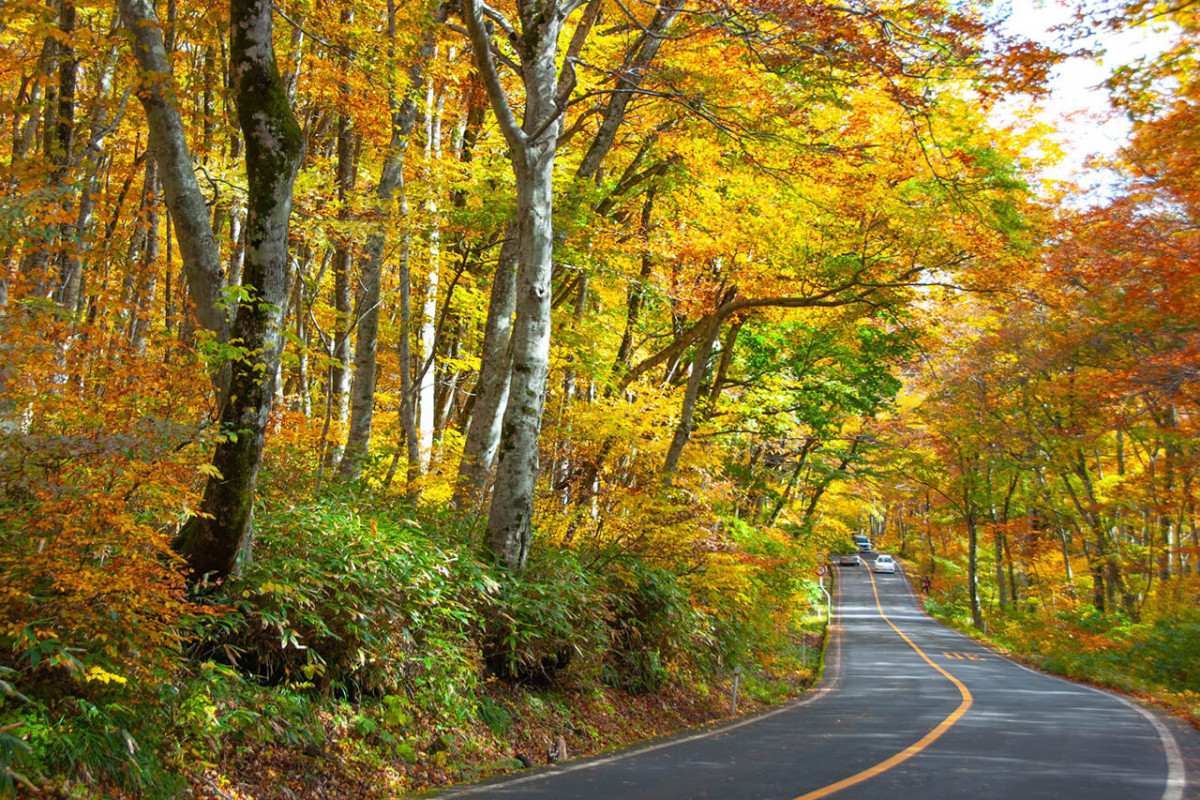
[480,547,608,685]
[198,503,485,706]
[602,559,699,693]
[0,488,817,797]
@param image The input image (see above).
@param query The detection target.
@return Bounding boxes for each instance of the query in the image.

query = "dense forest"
[1,0,1197,795]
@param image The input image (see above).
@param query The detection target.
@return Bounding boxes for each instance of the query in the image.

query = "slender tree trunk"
[130,157,159,354]
[339,4,434,480]
[14,45,51,165]
[965,499,983,629]
[993,519,1008,610]
[328,108,355,469]
[118,0,229,341]
[397,223,422,496]
[662,318,719,477]
[990,472,1017,611]
[418,69,444,470]
[705,320,741,414]
[49,0,79,306]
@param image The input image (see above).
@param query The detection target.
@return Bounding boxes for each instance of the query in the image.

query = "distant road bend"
[436,557,1197,800]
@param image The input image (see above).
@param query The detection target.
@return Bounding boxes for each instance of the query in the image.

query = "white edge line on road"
[897,564,1185,800]
[433,577,847,798]
[1112,694,1186,800]
[977,635,1186,800]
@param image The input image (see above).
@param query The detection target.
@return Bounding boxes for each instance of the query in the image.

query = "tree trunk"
[340,4,434,480]
[486,135,557,568]
[328,14,356,470]
[454,0,680,511]
[662,318,719,477]
[175,0,302,581]
[51,0,78,305]
[130,157,159,354]
[463,0,576,568]
[418,70,445,470]
[118,0,229,341]
[965,500,983,629]
[397,223,422,496]
[328,111,355,468]
[705,320,741,414]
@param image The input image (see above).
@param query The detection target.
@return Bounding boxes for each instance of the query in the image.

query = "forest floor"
[184,634,825,800]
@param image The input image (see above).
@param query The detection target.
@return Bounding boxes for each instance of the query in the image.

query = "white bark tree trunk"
[418,69,444,470]
[117,0,229,341]
[340,4,437,481]
[328,15,356,470]
[487,132,557,568]
[463,0,587,568]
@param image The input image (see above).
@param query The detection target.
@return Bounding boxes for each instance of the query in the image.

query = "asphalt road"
[434,556,1199,800]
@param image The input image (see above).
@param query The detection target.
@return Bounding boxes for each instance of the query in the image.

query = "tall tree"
[461,0,595,568]
[453,0,682,509]
[172,0,303,579]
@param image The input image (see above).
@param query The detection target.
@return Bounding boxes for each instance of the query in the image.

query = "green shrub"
[0,668,34,797]
[15,691,186,798]
[195,499,487,705]
[481,547,608,685]
[476,697,513,736]
[1133,608,1200,693]
[603,560,697,693]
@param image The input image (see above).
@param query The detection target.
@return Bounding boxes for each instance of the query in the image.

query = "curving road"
[433,556,1199,800]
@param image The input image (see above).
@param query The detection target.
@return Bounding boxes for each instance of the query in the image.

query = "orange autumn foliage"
[0,306,211,684]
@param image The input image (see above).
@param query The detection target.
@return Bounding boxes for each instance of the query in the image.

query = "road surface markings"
[791,570,973,800]
[1005,655,1186,800]
[943,652,986,661]
[436,593,848,798]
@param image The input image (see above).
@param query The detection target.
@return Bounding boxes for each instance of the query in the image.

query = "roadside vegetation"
[4,0,1200,795]
[914,564,1200,728]
[2,475,825,797]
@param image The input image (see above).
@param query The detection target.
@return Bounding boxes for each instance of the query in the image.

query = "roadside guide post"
[807,565,829,669]
[818,564,831,620]
[731,666,743,715]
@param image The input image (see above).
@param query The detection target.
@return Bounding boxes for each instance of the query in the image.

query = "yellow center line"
[792,569,973,800]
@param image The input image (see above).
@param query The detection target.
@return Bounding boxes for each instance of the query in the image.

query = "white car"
[873,555,896,574]
[838,553,862,566]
